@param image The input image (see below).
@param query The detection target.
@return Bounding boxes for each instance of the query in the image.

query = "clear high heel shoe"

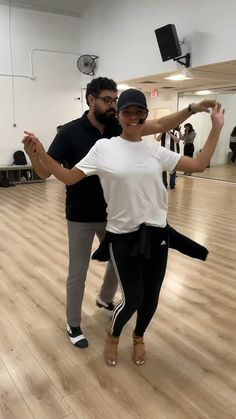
[104,334,119,366]
[132,332,146,366]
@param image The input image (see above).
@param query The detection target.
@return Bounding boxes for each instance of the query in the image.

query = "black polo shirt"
[48,111,121,222]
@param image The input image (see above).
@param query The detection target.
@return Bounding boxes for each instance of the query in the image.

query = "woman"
[229,126,236,163]
[22,89,224,367]
[181,123,196,175]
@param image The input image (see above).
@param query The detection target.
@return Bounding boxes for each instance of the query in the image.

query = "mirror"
[178,90,236,182]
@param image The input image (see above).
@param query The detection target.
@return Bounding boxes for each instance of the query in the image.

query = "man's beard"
[94,109,117,125]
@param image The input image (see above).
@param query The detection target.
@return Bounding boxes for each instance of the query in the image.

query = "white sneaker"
[66,323,89,348]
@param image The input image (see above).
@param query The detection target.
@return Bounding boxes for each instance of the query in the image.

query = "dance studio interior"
[0,1,235,418]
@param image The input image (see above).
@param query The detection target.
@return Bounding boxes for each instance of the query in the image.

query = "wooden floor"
[0,177,235,419]
[191,163,236,183]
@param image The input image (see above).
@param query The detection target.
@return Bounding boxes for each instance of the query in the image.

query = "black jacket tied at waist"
[92,224,208,262]
[92,224,168,261]
[131,224,168,259]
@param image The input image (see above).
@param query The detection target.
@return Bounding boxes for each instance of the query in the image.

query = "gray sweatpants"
[67,221,118,327]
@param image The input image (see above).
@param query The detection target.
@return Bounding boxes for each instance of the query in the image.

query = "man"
[156,128,180,189]
[24,77,215,348]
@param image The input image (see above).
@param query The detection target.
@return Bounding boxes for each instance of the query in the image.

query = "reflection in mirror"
[178,90,236,182]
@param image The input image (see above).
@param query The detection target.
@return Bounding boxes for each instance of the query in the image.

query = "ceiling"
[0,0,91,17]
[1,2,236,96]
[120,60,236,95]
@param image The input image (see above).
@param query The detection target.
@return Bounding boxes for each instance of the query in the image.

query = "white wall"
[146,90,177,141]
[79,0,236,82]
[0,5,82,164]
[147,90,177,115]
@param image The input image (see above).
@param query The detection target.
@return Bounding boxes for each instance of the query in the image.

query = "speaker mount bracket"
[173,53,190,68]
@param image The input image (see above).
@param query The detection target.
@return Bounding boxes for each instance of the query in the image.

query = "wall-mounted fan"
[77,54,98,75]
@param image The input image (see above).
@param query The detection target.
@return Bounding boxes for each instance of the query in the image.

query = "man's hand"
[22,131,46,158]
[192,99,217,113]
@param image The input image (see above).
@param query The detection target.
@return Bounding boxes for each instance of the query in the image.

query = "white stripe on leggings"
[109,243,125,335]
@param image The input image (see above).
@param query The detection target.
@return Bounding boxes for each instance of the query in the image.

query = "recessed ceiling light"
[194,90,214,95]
[164,74,193,81]
[165,68,194,81]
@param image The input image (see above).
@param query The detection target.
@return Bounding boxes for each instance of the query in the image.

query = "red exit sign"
[150,89,158,97]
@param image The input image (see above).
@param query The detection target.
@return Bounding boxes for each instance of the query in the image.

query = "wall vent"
[140,81,156,84]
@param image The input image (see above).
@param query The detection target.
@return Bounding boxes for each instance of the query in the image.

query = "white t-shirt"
[164,132,171,150]
[76,136,181,233]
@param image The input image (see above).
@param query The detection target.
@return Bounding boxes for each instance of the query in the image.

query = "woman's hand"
[22,131,38,157]
[210,103,225,129]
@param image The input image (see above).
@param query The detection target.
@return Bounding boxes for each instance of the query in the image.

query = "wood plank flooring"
[0,176,235,419]
[191,163,236,182]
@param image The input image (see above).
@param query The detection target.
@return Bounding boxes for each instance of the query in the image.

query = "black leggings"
[184,142,194,157]
[108,227,168,337]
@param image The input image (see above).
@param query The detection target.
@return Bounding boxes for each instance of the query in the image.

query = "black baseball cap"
[117,88,148,111]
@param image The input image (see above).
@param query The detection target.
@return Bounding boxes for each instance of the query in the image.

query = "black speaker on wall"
[155,24,182,62]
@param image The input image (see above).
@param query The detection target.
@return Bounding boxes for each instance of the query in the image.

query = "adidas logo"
[161,240,166,245]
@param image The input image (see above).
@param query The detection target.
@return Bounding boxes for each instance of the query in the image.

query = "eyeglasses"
[96,96,118,106]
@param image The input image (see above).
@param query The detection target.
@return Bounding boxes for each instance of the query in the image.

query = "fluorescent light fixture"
[194,90,214,95]
[165,74,191,81]
[117,83,133,90]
